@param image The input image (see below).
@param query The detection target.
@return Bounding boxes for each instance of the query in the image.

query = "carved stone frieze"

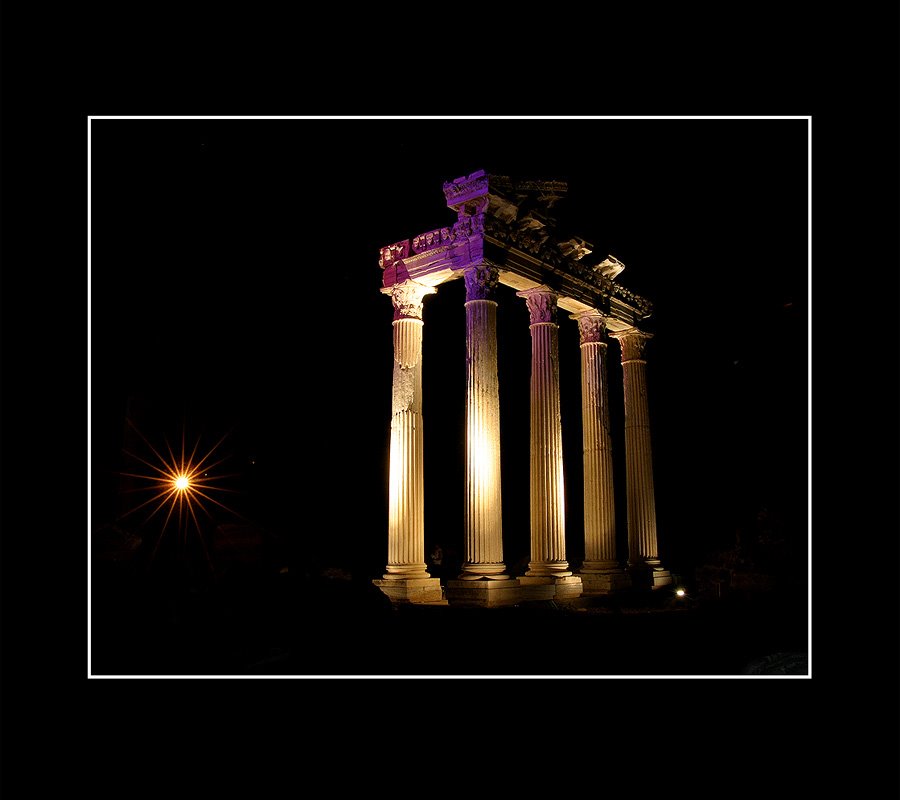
[379,171,653,322]
[489,175,568,196]
[411,227,453,254]
[442,169,489,208]
[378,239,410,269]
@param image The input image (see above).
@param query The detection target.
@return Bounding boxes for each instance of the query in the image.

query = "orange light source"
[118,420,240,568]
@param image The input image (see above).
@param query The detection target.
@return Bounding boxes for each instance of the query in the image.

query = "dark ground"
[91,529,808,678]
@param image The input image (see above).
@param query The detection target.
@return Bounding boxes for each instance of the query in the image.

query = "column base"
[525,561,572,578]
[517,575,583,602]
[372,578,444,604]
[382,564,430,580]
[458,563,510,580]
[445,578,522,607]
[628,564,673,591]
[577,570,633,595]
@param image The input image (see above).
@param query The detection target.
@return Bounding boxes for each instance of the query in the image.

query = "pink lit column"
[610,327,670,588]
[572,311,630,592]
[516,286,571,577]
[459,265,509,580]
[381,280,436,582]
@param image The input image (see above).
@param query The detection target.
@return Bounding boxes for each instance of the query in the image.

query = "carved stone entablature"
[571,310,608,345]
[485,214,655,318]
[453,214,484,239]
[483,212,556,265]
[516,286,558,325]
[464,264,499,302]
[379,239,410,270]
[377,170,653,322]
[381,280,437,321]
[569,257,614,294]
[412,227,453,254]
[489,176,569,197]
[558,238,593,261]
[516,213,551,253]
[488,193,519,224]
[610,327,654,362]
[612,284,652,317]
[386,213,486,266]
[594,255,625,279]
[443,169,489,210]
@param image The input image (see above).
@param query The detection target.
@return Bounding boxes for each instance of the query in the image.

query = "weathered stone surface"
[444,579,522,607]
[517,575,583,601]
[460,269,508,580]
[372,578,444,604]
[376,284,438,598]
[579,572,633,595]
[381,171,653,326]
[572,310,625,589]
[610,327,667,584]
[516,287,571,578]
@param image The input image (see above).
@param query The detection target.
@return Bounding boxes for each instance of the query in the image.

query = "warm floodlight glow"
[174,475,190,491]
[470,427,495,484]
[676,588,686,597]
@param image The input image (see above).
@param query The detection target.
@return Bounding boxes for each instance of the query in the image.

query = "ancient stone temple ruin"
[372,170,671,606]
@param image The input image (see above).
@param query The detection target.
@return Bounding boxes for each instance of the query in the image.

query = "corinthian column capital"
[516,285,558,325]
[464,264,500,302]
[610,327,654,363]
[570,310,609,345]
[381,280,437,320]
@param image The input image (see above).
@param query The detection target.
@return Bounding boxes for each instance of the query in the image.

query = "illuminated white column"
[610,327,670,588]
[460,265,509,580]
[571,312,629,584]
[381,280,436,581]
[516,286,571,577]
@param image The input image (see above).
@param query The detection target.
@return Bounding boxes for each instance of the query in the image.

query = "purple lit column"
[516,286,571,577]
[381,280,436,580]
[459,264,508,580]
[610,327,670,588]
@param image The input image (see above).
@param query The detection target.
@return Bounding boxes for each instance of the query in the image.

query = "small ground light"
[675,588,686,597]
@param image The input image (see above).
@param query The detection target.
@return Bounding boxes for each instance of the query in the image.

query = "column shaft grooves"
[384,317,429,579]
[525,318,569,576]
[615,336,661,570]
[579,336,618,570]
[463,300,505,573]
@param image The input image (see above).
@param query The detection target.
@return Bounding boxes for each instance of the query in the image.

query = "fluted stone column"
[516,287,577,594]
[572,311,631,593]
[460,265,508,580]
[610,327,671,589]
[373,280,443,603]
[445,266,522,607]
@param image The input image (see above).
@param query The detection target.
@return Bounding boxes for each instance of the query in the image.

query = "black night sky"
[89,118,809,675]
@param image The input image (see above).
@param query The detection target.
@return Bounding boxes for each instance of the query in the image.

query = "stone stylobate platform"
[374,170,667,605]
